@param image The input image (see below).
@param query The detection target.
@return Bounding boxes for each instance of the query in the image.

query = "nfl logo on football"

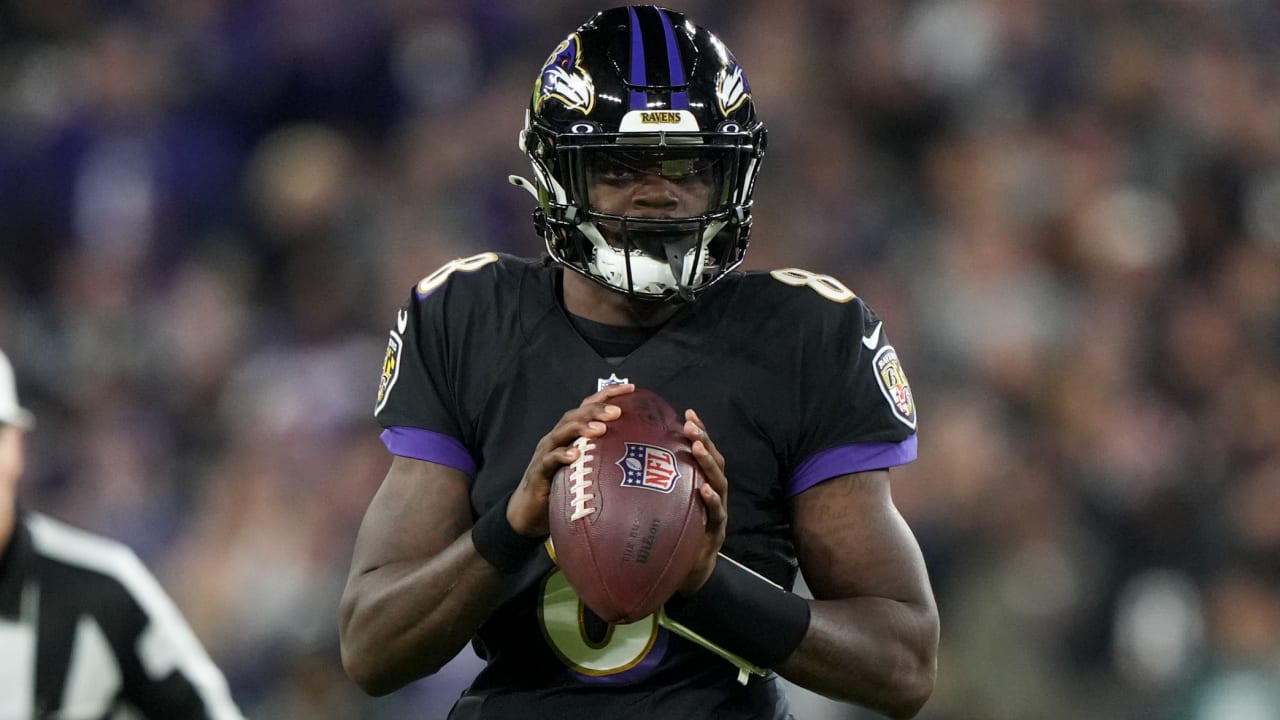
[618,443,681,493]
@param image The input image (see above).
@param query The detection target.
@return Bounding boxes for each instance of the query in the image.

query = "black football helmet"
[511,5,767,300]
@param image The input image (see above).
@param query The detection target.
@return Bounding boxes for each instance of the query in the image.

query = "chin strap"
[509,174,539,200]
[663,238,697,301]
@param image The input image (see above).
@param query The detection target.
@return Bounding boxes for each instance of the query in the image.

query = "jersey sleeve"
[784,292,918,496]
[371,252,503,476]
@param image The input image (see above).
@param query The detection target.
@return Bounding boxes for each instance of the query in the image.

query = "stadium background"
[2,1,1279,718]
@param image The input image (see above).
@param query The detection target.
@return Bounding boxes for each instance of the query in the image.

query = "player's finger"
[692,437,728,501]
[562,420,608,457]
[684,410,724,464]
[580,382,635,407]
[575,393,626,422]
[580,385,632,426]
[696,445,728,530]
[684,413,726,487]
[546,406,617,453]
[533,431,578,473]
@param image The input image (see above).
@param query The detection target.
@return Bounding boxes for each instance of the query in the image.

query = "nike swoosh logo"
[396,309,408,334]
[862,322,882,350]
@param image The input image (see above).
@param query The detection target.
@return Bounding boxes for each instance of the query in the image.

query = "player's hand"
[677,408,728,596]
[506,383,636,538]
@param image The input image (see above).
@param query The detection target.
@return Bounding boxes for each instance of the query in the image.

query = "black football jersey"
[373,253,918,720]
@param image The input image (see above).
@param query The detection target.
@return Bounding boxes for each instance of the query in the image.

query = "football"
[549,387,706,624]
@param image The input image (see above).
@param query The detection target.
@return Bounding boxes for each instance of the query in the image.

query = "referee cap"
[0,349,33,430]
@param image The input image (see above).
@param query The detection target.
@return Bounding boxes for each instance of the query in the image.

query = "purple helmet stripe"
[657,9,689,110]
[627,6,648,110]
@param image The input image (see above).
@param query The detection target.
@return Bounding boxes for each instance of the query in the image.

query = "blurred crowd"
[2,1,1279,718]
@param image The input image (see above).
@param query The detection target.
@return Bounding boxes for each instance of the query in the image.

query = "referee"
[0,349,245,720]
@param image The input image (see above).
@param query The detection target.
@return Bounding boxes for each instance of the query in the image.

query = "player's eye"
[588,152,719,187]
[590,157,644,185]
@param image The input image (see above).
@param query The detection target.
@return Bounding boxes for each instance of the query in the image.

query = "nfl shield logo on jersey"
[597,373,629,391]
[617,443,681,493]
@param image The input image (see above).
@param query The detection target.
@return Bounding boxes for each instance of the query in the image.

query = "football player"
[340,6,938,719]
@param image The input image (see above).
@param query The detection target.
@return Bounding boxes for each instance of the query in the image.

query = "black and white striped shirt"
[0,510,244,719]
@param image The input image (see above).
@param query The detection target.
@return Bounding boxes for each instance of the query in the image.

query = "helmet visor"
[576,145,737,218]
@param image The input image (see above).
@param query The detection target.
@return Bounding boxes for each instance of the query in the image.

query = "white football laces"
[567,436,597,521]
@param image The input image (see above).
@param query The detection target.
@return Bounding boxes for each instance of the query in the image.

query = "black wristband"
[471,493,544,574]
[664,555,811,669]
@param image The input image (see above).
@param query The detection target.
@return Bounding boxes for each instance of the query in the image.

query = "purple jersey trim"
[786,434,918,497]
[381,426,477,477]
